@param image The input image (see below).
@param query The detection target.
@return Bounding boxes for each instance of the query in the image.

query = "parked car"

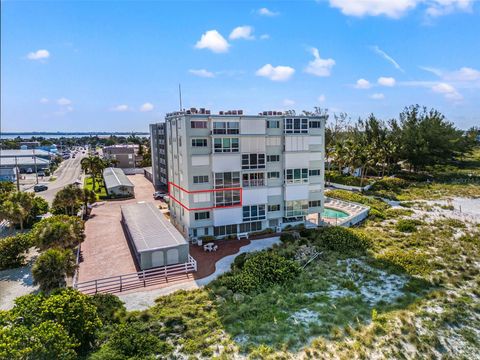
[26,168,33,174]
[153,191,167,200]
[37,171,46,177]
[34,184,48,192]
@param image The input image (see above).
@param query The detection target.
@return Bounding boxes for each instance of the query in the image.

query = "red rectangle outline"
[168,181,242,211]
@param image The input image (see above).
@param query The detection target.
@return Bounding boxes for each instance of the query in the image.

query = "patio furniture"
[203,242,215,252]
[237,232,249,240]
[212,245,218,251]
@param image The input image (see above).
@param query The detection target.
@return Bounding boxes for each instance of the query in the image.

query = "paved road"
[35,154,85,203]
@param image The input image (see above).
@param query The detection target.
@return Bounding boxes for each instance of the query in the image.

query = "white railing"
[74,255,197,295]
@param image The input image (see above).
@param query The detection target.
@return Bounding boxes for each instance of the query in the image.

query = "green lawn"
[83,176,107,200]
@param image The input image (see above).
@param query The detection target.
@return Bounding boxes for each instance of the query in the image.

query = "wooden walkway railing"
[73,255,197,295]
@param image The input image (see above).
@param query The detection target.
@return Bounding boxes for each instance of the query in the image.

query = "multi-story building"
[165,108,327,239]
[149,122,168,189]
[102,145,142,169]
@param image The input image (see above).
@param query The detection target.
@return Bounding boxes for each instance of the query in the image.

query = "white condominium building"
[164,108,327,239]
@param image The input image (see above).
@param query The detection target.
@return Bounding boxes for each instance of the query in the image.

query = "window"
[214,224,238,237]
[309,200,321,207]
[193,175,209,184]
[215,190,241,207]
[268,171,280,179]
[267,155,280,162]
[191,121,207,129]
[309,169,321,176]
[284,118,308,134]
[242,153,265,169]
[285,200,308,217]
[193,193,210,203]
[239,221,262,233]
[242,172,265,187]
[194,211,210,220]
[214,172,240,188]
[243,205,266,221]
[213,138,239,153]
[267,120,280,129]
[269,219,279,227]
[285,168,309,184]
[204,227,209,235]
[309,120,321,128]
[268,204,280,212]
[191,138,208,147]
[213,122,239,134]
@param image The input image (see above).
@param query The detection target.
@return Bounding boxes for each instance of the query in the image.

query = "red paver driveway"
[78,175,157,282]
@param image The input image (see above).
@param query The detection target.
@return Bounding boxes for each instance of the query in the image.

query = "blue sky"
[1,0,479,132]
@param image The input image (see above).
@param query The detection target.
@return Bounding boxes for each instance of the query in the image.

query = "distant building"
[0,149,53,160]
[149,123,168,189]
[19,141,40,149]
[103,145,142,169]
[0,168,17,182]
[103,167,135,197]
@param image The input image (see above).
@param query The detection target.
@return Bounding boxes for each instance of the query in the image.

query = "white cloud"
[257,7,279,16]
[57,97,72,106]
[189,69,215,78]
[329,0,418,18]
[140,103,154,112]
[283,99,295,106]
[355,78,372,89]
[422,66,480,82]
[255,64,295,81]
[371,46,404,72]
[195,30,230,53]
[425,0,474,17]
[111,104,130,112]
[27,49,50,60]
[260,34,270,40]
[328,0,473,18]
[431,82,463,101]
[378,76,396,86]
[40,98,49,104]
[304,48,335,77]
[370,93,385,100]
[229,26,255,40]
[318,94,326,103]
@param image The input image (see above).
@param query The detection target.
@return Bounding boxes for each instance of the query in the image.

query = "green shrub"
[385,208,414,218]
[370,177,409,192]
[377,249,432,276]
[396,219,423,233]
[280,232,295,243]
[326,171,374,187]
[368,208,386,221]
[32,248,77,293]
[0,233,32,270]
[89,294,126,324]
[217,251,300,294]
[313,227,371,254]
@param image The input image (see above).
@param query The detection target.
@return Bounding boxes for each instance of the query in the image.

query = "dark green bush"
[370,177,409,192]
[313,227,370,254]
[90,294,126,324]
[217,251,300,294]
[280,232,295,243]
[368,208,386,221]
[396,219,423,233]
[0,233,32,270]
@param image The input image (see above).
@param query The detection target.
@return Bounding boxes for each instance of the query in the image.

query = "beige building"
[102,145,142,168]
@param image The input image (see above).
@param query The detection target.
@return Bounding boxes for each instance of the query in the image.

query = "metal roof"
[121,202,187,253]
[0,157,50,167]
[103,167,134,190]
[0,149,52,157]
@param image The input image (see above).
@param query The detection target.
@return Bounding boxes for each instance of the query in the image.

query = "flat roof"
[121,202,187,253]
[103,167,134,190]
[0,157,50,166]
[0,149,52,157]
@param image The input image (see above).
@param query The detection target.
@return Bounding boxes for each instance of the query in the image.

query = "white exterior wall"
[213,207,243,226]
[211,154,242,172]
[242,188,268,205]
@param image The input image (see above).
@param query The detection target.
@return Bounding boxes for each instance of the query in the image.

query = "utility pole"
[14,156,20,191]
[33,148,38,184]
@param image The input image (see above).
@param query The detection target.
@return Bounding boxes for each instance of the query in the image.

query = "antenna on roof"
[178,84,183,111]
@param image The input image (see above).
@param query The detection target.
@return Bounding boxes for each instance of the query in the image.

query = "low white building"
[103,167,135,198]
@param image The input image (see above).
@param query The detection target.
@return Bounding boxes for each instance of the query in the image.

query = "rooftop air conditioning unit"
[206,110,211,114]
[238,110,243,115]
[268,111,273,115]
[263,111,268,115]
[232,110,237,115]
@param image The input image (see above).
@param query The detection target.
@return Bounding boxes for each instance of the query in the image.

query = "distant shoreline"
[0,132,149,136]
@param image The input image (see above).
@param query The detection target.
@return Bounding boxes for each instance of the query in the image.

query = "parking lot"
[77,174,158,283]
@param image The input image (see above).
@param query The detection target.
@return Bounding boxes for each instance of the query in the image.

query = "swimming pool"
[321,207,349,219]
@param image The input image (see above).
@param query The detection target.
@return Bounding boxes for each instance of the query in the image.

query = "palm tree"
[81,156,106,190]
[52,185,83,216]
[32,248,76,293]
[81,188,97,217]
[0,192,34,231]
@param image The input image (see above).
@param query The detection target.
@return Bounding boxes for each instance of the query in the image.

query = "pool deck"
[322,197,370,226]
